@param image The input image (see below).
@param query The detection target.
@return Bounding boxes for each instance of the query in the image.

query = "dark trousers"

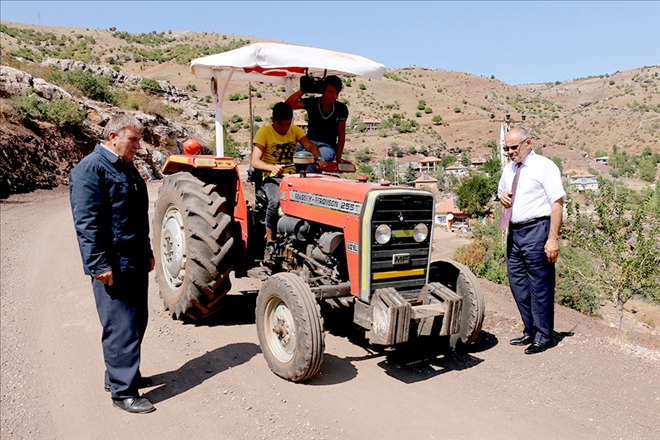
[506,219,555,345]
[92,271,148,399]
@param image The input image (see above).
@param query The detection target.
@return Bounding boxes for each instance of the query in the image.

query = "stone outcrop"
[0,64,202,195]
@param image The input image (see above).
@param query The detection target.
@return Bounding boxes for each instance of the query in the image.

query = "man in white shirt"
[497,127,565,354]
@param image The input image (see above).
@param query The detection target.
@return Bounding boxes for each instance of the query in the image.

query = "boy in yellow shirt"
[251,102,325,243]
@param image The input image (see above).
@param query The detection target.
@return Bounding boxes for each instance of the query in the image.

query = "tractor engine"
[274,216,348,289]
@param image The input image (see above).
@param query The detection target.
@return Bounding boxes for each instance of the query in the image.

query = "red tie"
[499,163,522,229]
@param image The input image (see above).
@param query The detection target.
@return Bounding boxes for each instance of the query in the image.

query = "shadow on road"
[191,291,258,327]
[143,342,260,404]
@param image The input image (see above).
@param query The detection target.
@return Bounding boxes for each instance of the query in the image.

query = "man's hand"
[500,190,513,208]
[270,164,285,176]
[94,269,113,286]
[544,237,559,263]
[316,158,326,169]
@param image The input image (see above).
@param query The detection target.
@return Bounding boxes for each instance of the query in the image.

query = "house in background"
[595,156,609,165]
[418,156,443,173]
[435,197,467,229]
[470,157,487,168]
[413,174,437,189]
[362,118,380,131]
[565,169,598,191]
[445,163,468,176]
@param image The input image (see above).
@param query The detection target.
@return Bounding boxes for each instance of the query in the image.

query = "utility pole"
[489,113,527,170]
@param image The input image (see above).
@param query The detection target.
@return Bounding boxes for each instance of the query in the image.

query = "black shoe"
[112,396,155,414]
[509,335,534,346]
[105,376,153,392]
[525,341,550,355]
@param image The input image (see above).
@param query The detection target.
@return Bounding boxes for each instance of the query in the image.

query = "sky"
[1,1,658,85]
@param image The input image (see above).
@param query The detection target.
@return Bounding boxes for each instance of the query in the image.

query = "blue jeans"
[296,140,336,172]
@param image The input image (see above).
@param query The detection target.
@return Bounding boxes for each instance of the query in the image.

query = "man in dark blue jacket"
[69,113,156,414]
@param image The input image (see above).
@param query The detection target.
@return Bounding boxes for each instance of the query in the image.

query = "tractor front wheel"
[429,260,485,348]
[256,273,324,382]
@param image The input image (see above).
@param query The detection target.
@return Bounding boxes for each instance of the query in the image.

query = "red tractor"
[153,43,485,382]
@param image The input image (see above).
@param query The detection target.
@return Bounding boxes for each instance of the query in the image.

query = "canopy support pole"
[213,68,236,158]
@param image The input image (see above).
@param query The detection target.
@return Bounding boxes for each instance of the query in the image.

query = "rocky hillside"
[1,21,659,197]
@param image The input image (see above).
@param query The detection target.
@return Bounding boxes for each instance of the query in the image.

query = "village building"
[413,174,437,190]
[445,163,468,176]
[418,156,443,173]
[362,118,380,131]
[435,197,468,229]
[566,170,599,191]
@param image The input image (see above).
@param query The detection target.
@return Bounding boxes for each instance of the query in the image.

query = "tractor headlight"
[375,224,392,244]
[413,223,429,242]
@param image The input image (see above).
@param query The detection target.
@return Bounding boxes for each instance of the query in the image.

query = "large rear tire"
[429,260,485,348]
[256,273,324,382]
[154,172,234,321]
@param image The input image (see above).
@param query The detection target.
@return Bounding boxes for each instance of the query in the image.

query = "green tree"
[354,147,372,164]
[431,115,443,125]
[455,171,496,218]
[402,163,419,185]
[417,100,426,110]
[379,158,397,182]
[566,178,660,328]
[441,155,457,169]
[355,164,377,181]
[483,156,502,176]
[461,153,471,167]
[637,158,657,182]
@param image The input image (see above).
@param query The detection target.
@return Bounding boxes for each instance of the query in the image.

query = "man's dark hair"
[272,102,293,122]
[324,75,343,94]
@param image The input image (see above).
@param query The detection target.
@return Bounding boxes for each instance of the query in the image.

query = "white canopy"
[189,42,385,157]
[190,42,386,83]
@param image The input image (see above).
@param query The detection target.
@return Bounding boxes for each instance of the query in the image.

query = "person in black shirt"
[286,75,348,165]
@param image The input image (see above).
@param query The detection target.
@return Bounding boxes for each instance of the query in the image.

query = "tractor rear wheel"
[429,260,485,348]
[256,273,324,382]
[154,172,234,321]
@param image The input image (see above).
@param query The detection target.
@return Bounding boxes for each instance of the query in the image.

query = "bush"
[354,147,372,164]
[424,107,433,114]
[11,90,85,128]
[358,83,366,90]
[230,114,243,123]
[48,69,118,104]
[454,222,508,285]
[254,115,263,122]
[555,247,603,314]
[139,77,161,93]
[417,100,426,110]
[432,115,443,125]
[454,107,461,113]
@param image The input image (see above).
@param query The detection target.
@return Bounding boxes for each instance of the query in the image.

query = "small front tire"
[256,273,324,382]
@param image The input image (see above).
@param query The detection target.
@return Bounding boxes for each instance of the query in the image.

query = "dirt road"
[2,183,659,440]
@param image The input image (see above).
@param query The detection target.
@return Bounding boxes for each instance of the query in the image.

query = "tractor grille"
[369,193,434,299]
